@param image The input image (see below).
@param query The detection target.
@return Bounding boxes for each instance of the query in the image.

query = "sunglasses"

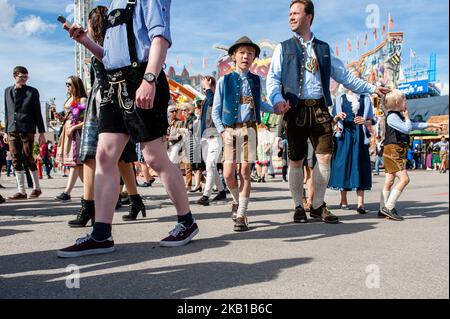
[169,110,177,113]
[66,82,73,87]
[18,75,29,79]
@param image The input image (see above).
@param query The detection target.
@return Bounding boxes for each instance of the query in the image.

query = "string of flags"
[335,13,395,56]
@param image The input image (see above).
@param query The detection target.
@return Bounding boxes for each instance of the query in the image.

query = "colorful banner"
[398,80,429,96]
[348,32,404,89]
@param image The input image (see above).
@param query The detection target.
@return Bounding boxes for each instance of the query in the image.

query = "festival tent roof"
[408,95,449,121]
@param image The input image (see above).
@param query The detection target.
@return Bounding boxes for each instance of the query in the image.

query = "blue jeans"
[375,156,383,174]
[6,160,13,176]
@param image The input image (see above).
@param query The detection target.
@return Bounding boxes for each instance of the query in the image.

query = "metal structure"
[74,0,94,87]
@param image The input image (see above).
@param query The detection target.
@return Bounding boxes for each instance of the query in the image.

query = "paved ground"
[0,170,448,299]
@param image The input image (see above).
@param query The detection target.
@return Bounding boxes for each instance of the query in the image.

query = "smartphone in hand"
[57,15,71,30]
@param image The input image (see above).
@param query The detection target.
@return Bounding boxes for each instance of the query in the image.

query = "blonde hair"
[384,89,405,111]
[257,123,268,130]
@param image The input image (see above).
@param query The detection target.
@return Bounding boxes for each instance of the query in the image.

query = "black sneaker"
[55,192,71,201]
[0,194,5,204]
[160,221,199,247]
[197,196,210,206]
[57,234,115,258]
[380,207,404,221]
[356,207,368,214]
[211,190,226,201]
[310,203,339,224]
[378,210,387,218]
[293,206,307,223]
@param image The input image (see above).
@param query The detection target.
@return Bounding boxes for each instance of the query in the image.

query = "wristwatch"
[143,73,157,84]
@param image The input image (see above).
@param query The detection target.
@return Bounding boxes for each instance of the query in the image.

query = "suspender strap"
[105,0,139,68]
[125,1,139,68]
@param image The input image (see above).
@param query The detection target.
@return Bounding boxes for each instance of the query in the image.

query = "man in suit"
[3,66,46,200]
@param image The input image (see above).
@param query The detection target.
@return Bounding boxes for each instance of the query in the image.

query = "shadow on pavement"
[0,236,311,298]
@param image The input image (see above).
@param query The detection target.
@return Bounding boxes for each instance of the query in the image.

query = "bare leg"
[223,163,238,190]
[239,162,252,198]
[94,133,129,224]
[340,191,348,206]
[119,162,138,196]
[64,166,83,195]
[256,164,262,179]
[141,138,190,215]
[140,162,151,182]
[305,167,314,205]
[83,159,96,201]
[357,190,364,208]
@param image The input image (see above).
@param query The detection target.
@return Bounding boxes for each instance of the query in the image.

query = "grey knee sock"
[380,189,390,210]
[30,170,41,190]
[312,162,330,209]
[15,171,26,194]
[386,189,402,210]
[289,166,304,208]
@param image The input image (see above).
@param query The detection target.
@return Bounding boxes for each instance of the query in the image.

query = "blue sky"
[0,0,448,118]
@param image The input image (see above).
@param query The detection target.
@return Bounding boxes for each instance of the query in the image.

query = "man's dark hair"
[290,0,315,25]
[13,66,28,76]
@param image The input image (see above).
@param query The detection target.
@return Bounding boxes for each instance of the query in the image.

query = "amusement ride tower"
[74,0,94,85]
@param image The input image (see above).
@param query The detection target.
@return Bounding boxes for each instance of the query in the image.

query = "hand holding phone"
[57,15,87,42]
[57,15,70,31]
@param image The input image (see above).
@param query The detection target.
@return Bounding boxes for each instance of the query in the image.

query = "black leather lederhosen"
[101,0,170,143]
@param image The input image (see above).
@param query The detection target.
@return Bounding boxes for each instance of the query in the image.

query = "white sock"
[237,197,249,217]
[229,187,240,205]
[289,166,304,208]
[380,189,390,210]
[30,170,41,190]
[385,189,402,210]
[312,162,330,209]
[15,171,26,194]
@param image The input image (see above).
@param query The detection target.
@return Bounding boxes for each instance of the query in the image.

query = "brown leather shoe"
[310,203,339,224]
[29,189,42,198]
[7,192,28,200]
[234,216,249,232]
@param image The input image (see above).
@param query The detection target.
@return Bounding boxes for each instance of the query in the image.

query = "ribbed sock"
[237,197,249,218]
[15,171,26,194]
[385,189,403,210]
[312,162,330,209]
[30,170,41,190]
[178,211,194,227]
[91,222,112,241]
[380,189,390,210]
[289,166,304,208]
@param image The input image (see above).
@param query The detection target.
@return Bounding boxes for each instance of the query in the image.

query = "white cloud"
[0,0,15,28]
[0,0,75,120]
[0,0,56,37]
[13,15,56,36]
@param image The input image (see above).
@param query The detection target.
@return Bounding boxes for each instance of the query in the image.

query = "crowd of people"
[0,0,447,258]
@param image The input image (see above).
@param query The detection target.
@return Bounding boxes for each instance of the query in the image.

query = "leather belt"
[240,96,254,105]
[299,99,323,107]
[226,121,256,129]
